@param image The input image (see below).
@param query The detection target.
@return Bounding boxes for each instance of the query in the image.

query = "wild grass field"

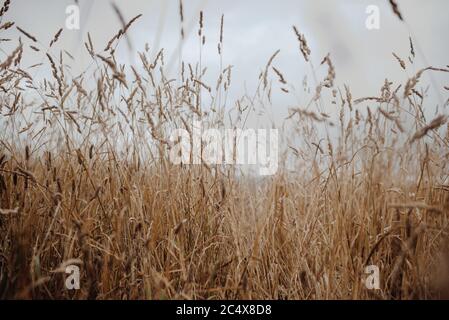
[1,0,449,299]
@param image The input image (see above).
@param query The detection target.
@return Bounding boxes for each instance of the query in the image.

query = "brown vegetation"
[1,1,449,299]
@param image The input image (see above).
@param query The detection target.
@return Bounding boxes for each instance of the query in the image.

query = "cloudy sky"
[3,0,449,119]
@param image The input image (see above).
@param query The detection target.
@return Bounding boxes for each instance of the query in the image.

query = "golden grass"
[1,2,449,300]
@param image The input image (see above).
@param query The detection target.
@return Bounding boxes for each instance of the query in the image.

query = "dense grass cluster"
[1,1,449,299]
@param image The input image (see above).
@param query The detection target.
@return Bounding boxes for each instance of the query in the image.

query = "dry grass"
[1,2,449,300]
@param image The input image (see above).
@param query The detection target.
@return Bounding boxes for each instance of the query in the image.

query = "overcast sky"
[3,0,449,121]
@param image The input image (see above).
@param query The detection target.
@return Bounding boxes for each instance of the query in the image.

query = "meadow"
[1,0,449,299]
